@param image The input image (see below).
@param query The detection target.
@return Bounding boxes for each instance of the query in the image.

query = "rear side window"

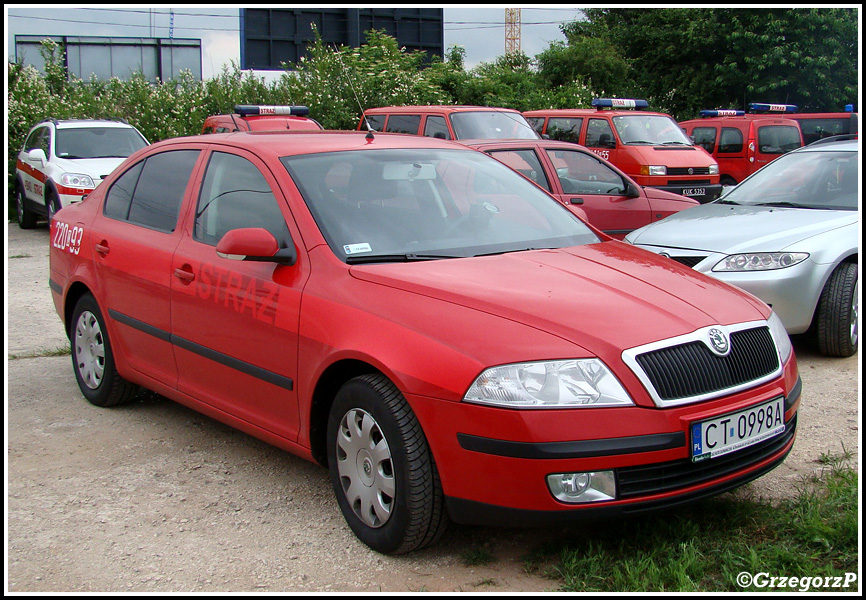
[385,115,421,134]
[486,149,551,192]
[423,116,451,139]
[363,114,386,132]
[104,150,200,232]
[691,127,717,153]
[718,128,743,153]
[546,117,583,144]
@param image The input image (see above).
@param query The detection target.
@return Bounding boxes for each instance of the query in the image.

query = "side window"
[195,151,291,246]
[24,127,46,152]
[585,118,615,148]
[546,117,583,144]
[423,116,451,139]
[363,114,386,132]
[525,116,545,135]
[545,149,627,195]
[486,149,551,192]
[691,127,717,153]
[39,127,52,157]
[718,128,744,153]
[384,114,421,135]
[103,150,199,232]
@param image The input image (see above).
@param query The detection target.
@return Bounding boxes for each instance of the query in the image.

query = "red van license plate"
[682,188,706,197]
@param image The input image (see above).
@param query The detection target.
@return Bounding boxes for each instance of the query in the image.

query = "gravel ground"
[6,223,860,593]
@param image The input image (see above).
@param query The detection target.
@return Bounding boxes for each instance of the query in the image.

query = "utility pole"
[505,8,521,55]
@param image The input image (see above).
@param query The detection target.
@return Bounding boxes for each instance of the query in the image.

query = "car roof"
[48,119,137,129]
[524,108,673,118]
[797,137,858,152]
[679,115,800,126]
[364,105,523,115]
[146,130,473,158]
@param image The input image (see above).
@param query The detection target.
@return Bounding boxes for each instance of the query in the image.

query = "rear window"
[757,125,802,155]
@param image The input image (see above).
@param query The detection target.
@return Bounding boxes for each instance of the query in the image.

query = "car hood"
[642,185,699,206]
[350,242,768,358]
[627,204,858,253]
[54,156,128,182]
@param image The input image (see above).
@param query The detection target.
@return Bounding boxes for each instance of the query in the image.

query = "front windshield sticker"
[344,243,373,255]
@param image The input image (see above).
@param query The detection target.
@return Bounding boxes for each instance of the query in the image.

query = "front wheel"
[815,262,858,357]
[71,294,139,406]
[326,374,447,554]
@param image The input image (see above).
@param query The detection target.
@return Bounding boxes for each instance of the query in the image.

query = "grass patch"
[527,456,858,592]
[461,546,496,567]
[8,344,71,359]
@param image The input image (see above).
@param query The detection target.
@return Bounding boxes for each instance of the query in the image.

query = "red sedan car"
[465,138,698,239]
[50,131,800,554]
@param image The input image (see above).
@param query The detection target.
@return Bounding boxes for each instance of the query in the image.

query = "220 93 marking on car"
[49,130,800,555]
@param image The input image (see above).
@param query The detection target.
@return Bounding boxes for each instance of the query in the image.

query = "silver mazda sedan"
[626,137,858,357]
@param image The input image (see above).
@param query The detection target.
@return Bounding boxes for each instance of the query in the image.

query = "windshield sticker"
[343,243,373,255]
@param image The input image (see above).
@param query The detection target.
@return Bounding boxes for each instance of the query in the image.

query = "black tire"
[326,374,447,554]
[16,183,37,229]
[46,188,60,225]
[815,262,858,357]
[70,294,139,407]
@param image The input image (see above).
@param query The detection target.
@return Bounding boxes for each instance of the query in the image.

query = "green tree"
[568,8,858,119]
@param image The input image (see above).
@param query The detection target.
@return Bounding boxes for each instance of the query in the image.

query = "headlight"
[709,164,719,175]
[767,311,793,363]
[463,359,634,409]
[712,252,809,272]
[60,173,96,188]
[641,165,667,176]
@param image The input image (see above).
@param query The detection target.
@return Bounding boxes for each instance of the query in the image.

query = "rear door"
[91,146,203,385]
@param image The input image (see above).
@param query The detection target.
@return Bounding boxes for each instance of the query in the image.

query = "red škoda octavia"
[50,130,800,554]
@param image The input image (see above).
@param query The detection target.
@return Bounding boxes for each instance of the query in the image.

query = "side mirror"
[625,181,642,198]
[28,148,48,165]
[216,228,297,265]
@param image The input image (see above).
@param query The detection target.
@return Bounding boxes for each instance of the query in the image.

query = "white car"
[626,137,858,357]
[15,118,149,228]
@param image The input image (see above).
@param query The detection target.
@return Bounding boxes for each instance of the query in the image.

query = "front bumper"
[653,182,723,204]
[408,361,799,525]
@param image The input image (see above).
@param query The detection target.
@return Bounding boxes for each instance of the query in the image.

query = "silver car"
[626,137,858,357]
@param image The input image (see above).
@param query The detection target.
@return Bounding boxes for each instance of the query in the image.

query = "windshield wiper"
[346,253,462,264]
[753,201,820,209]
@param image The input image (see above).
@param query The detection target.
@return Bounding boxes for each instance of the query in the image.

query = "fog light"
[547,471,616,504]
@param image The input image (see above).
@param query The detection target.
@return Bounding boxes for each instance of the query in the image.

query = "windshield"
[718,149,858,211]
[56,127,149,159]
[281,148,599,262]
[450,112,540,140]
[612,114,692,146]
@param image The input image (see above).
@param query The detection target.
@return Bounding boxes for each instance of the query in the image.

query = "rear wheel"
[326,374,447,554]
[815,262,858,357]
[71,294,139,407]
[16,184,37,229]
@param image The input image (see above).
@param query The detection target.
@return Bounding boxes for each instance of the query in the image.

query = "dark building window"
[241,8,443,70]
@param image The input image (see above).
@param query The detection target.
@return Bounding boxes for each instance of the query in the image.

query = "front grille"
[617,414,796,498]
[668,167,712,176]
[668,255,707,268]
[634,326,780,402]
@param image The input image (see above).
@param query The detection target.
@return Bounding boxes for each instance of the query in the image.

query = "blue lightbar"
[700,109,745,117]
[747,103,798,114]
[234,105,310,117]
[592,98,649,110]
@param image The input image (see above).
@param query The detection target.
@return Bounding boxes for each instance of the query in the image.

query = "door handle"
[94,241,110,256]
[569,197,584,205]
[174,266,195,283]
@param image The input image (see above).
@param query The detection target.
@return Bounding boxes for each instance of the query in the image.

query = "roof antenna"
[331,42,375,140]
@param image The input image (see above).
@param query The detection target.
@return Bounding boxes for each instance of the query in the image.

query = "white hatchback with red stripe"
[15,118,149,229]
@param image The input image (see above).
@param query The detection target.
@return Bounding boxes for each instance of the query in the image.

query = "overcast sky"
[5,6,585,78]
